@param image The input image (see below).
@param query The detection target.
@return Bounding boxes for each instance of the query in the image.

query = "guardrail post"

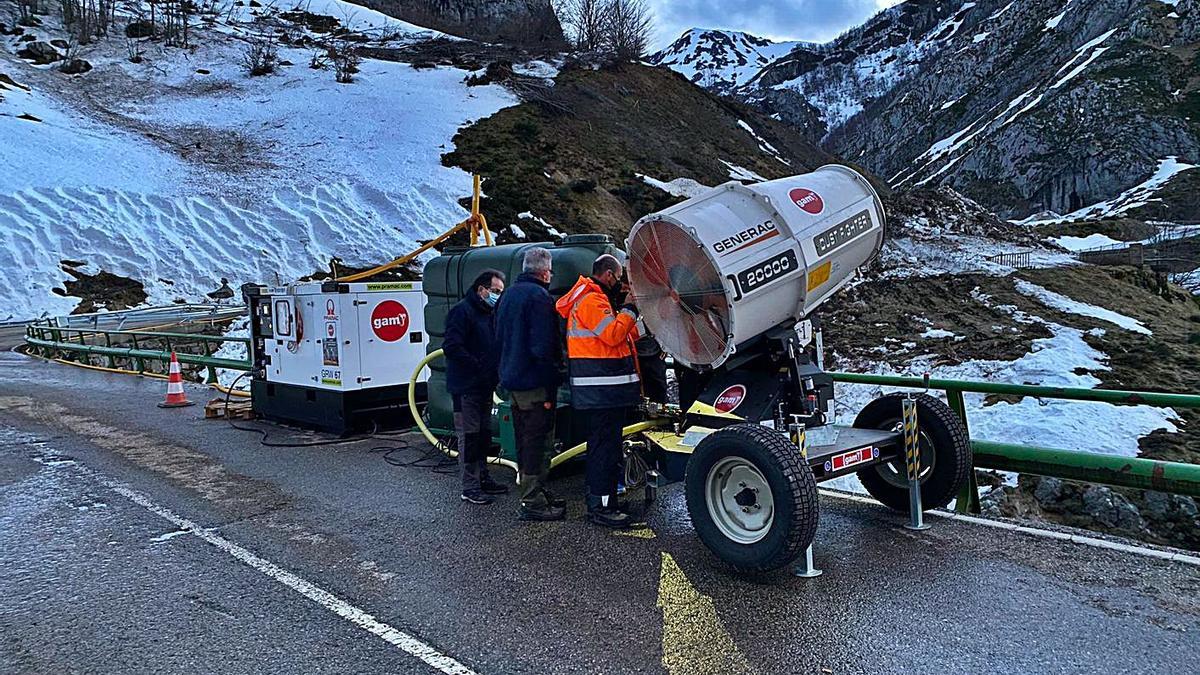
[131,334,145,374]
[103,333,117,369]
[903,396,931,531]
[201,341,217,384]
[946,389,981,514]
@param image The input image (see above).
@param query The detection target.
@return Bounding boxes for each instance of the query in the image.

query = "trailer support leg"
[790,423,823,578]
[793,544,823,578]
[902,396,931,531]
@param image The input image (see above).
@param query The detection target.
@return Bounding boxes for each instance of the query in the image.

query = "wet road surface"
[2,352,1198,674]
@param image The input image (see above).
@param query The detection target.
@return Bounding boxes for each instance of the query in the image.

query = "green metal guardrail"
[830,372,1200,511]
[24,323,251,383]
[22,321,1200,507]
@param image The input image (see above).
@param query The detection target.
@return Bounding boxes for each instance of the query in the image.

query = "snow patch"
[1013,279,1152,335]
[637,174,712,199]
[720,161,768,183]
[1050,233,1123,251]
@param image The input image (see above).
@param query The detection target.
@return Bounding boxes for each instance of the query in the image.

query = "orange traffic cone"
[158,352,194,408]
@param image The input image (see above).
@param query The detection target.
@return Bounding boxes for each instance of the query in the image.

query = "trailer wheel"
[685,423,818,573]
[853,393,972,512]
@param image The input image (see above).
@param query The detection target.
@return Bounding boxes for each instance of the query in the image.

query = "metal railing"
[830,372,1200,511]
[24,318,252,383]
[984,250,1033,268]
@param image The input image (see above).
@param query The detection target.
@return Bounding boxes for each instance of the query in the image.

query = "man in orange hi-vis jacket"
[555,254,641,528]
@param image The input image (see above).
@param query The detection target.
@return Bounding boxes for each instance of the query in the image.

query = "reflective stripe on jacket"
[555,276,640,409]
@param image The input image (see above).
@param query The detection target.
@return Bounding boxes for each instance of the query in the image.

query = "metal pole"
[903,396,931,531]
[791,423,822,578]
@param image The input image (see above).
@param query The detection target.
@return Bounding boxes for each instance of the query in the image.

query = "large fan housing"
[627,164,885,370]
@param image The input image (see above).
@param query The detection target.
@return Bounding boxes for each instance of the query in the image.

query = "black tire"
[853,393,972,512]
[685,423,819,573]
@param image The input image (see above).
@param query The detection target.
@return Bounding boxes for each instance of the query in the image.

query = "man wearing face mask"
[444,269,509,505]
[556,254,641,528]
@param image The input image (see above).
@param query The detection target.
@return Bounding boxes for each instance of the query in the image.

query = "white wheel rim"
[705,457,775,544]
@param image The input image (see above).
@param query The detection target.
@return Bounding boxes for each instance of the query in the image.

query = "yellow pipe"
[338,174,493,283]
[409,349,667,473]
[550,420,668,468]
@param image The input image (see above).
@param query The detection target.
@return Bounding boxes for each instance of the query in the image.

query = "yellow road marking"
[614,527,656,539]
[657,552,753,674]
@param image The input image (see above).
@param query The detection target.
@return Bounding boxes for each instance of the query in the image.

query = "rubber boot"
[586,493,631,529]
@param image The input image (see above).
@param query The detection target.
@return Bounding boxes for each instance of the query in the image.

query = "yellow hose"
[408,348,520,472]
[549,420,667,469]
[409,349,667,474]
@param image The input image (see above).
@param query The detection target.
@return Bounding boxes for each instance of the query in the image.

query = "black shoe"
[587,507,631,529]
[518,503,566,521]
[540,488,566,509]
[480,479,510,495]
[461,491,494,505]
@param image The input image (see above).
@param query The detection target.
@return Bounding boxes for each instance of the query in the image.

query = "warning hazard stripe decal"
[722,229,779,255]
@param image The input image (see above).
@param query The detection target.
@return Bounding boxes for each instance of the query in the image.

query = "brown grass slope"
[444,62,843,243]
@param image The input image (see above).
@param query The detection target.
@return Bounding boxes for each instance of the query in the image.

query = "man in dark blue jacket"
[496,247,566,521]
[444,269,509,505]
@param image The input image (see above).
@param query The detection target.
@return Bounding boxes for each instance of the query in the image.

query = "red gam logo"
[714,385,747,413]
[370,300,409,342]
[789,188,824,215]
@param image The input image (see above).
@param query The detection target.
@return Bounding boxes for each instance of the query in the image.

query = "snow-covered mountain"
[654,0,1200,221]
[648,28,809,94]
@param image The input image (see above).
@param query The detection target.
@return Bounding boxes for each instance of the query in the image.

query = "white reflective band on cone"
[167,382,184,394]
[570,374,640,386]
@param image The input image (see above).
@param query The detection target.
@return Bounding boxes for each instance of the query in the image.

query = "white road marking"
[36,457,480,675]
[818,488,1200,567]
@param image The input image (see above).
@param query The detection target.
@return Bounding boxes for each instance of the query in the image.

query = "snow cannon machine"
[628,164,972,573]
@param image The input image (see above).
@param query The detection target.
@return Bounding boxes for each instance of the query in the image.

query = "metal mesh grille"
[627,219,731,368]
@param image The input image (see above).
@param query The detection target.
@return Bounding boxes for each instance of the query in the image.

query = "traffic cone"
[158,352,195,408]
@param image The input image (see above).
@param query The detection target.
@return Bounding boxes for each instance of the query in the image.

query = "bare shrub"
[604,0,651,62]
[558,0,607,51]
[17,0,40,27]
[242,34,277,76]
[330,40,360,83]
[126,36,143,62]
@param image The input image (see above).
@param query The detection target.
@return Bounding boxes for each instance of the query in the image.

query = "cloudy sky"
[645,0,904,49]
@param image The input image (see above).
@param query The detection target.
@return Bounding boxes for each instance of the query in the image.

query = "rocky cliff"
[354,0,565,47]
[653,0,1200,221]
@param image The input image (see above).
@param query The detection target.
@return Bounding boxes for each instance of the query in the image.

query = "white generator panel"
[261,281,429,391]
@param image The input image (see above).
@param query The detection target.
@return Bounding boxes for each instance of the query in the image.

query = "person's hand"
[620,302,639,317]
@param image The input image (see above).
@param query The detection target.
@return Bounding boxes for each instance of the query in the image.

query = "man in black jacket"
[444,269,509,505]
[496,248,566,521]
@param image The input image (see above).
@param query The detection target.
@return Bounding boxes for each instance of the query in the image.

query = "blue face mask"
[485,291,500,307]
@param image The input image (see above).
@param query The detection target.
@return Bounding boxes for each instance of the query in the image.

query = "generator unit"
[245,281,429,434]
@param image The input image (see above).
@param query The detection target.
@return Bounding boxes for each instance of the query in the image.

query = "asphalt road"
[2,351,1198,674]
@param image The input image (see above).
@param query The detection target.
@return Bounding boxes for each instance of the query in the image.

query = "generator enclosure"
[246,281,429,434]
[626,164,885,370]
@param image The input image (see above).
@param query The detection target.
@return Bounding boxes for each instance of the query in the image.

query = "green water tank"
[422,235,623,439]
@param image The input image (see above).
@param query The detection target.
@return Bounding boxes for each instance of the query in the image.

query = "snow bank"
[1051,233,1122,251]
[0,22,517,320]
